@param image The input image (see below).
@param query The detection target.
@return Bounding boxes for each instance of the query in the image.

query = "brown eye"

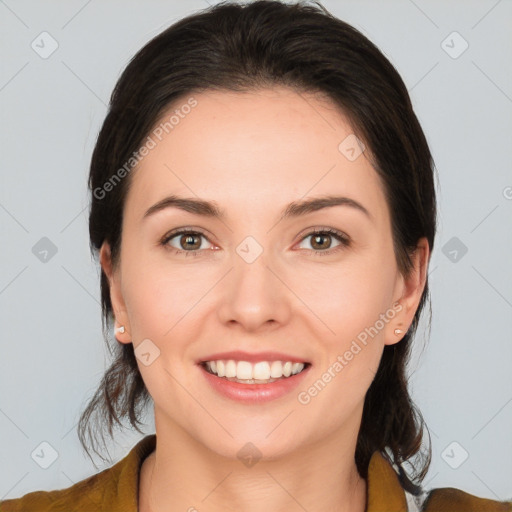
[297,228,350,256]
[179,233,202,250]
[161,230,213,253]
[310,233,333,250]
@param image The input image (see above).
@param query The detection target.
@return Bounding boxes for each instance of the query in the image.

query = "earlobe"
[114,323,130,344]
[385,305,408,346]
[385,237,430,346]
[99,242,132,344]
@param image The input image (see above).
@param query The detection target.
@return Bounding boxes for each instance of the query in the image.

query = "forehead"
[125,87,388,224]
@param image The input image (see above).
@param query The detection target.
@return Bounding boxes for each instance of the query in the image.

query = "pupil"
[182,234,200,250]
[312,234,331,250]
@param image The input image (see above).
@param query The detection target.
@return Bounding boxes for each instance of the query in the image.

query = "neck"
[139,423,367,512]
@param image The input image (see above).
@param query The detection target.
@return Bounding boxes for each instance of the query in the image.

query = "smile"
[202,359,308,383]
[199,360,312,403]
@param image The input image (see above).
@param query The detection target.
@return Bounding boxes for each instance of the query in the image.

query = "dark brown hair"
[80,0,437,492]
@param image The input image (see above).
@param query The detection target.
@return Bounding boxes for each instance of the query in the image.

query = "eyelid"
[294,227,350,252]
[160,226,211,242]
[160,227,216,249]
[160,226,351,254]
[296,226,348,239]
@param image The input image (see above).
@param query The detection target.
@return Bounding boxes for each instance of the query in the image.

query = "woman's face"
[101,87,428,460]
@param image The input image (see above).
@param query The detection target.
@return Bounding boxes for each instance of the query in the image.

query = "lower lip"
[199,364,311,404]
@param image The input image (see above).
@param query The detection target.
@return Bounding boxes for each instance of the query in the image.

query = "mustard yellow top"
[1,434,510,511]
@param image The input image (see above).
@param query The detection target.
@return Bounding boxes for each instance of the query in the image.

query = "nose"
[216,245,292,332]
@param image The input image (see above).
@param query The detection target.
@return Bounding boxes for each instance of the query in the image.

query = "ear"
[385,236,430,346]
[99,241,132,344]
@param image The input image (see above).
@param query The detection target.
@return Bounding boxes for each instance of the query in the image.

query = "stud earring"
[394,328,403,335]
[115,325,125,334]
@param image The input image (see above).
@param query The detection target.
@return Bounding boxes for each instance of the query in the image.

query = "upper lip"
[197,350,311,364]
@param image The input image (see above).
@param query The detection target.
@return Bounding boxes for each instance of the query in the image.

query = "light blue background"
[1,0,511,502]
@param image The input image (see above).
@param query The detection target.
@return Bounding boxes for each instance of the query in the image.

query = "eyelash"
[160,227,351,257]
[302,228,351,256]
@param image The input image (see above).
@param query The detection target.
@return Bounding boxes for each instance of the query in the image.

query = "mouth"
[196,350,313,402]
[199,359,312,385]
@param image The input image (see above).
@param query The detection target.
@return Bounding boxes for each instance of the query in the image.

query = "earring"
[394,328,403,335]
[115,325,125,334]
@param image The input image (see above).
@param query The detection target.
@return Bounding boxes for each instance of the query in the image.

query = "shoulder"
[0,434,156,512]
[0,463,117,512]
[421,486,512,512]
[367,450,511,512]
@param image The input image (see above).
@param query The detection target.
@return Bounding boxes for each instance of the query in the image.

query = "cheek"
[294,255,393,337]
[120,261,210,397]
[121,251,216,336]
[295,254,392,395]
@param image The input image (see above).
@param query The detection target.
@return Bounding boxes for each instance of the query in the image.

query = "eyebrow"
[143,194,373,222]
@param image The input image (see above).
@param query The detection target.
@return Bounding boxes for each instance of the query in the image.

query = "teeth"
[225,360,237,378]
[270,361,282,378]
[291,362,303,374]
[238,361,254,379]
[204,359,306,381]
[253,362,270,380]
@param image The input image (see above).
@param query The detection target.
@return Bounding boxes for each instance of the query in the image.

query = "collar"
[117,434,408,512]
[365,449,409,511]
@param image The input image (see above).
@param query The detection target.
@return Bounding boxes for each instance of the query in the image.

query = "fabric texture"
[1,434,510,511]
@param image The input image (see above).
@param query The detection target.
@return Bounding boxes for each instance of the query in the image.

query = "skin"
[100,87,429,512]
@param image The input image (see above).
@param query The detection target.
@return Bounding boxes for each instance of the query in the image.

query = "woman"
[1,1,510,511]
